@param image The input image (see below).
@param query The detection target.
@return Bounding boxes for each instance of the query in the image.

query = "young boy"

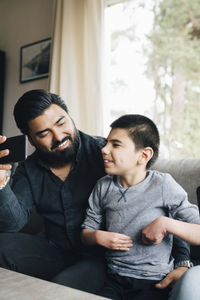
[81,114,200,300]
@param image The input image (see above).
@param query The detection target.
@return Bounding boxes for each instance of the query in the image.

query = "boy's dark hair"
[111,114,160,168]
[14,89,68,135]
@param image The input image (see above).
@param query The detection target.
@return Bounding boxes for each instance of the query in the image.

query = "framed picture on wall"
[20,38,51,83]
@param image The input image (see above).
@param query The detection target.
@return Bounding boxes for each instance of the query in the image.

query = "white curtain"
[50,0,105,136]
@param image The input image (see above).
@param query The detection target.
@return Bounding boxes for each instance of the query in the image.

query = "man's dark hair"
[14,89,68,135]
[111,114,160,168]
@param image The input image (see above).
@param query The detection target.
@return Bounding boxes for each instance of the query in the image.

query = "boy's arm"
[148,173,200,245]
[81,228,133,251]
[142,216,200,245]
[81,178,133,251]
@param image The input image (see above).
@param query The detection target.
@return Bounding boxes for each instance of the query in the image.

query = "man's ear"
[138,147,153,165]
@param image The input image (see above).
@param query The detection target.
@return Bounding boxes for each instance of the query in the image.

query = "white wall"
[0,0,55,138]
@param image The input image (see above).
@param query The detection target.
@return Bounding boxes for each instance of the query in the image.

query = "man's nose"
[52,130,63,142]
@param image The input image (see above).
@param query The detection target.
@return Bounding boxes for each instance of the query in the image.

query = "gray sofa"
[153,158,200,262]
[20,158,200,260]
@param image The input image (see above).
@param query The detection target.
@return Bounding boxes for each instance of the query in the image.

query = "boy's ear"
[138,147,153,165]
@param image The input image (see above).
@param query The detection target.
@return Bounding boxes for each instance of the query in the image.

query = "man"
[0,90,191,294]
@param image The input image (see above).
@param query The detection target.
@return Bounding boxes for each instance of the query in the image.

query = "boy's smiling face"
[101,128,142,176]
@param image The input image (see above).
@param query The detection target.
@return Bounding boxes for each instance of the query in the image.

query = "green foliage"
[146,0,200,158]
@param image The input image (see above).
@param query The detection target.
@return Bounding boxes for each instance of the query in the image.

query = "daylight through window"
[103,0,200,159]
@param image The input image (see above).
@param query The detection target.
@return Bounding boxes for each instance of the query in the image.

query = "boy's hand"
[142,216,168,245]
[95,231,133,251]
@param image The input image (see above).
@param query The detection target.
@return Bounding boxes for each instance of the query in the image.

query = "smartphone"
[0,135,27,164]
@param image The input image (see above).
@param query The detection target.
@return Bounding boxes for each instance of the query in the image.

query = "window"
[103,0,200,159]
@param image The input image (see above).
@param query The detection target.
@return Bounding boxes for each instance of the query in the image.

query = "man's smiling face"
[28,104,78,167]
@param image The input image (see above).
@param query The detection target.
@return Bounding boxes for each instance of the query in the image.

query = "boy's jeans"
[99,273,170,300]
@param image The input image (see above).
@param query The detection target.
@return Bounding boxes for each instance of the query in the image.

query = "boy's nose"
[101,145,109,155]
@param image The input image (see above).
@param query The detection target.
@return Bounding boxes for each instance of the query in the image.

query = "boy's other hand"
[142,216,168,245]
[95,231,133,251]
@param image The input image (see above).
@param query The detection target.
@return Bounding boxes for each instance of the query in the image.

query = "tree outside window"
[104,0,200,158]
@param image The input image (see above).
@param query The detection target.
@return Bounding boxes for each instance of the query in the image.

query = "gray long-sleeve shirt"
[82,170,200,280]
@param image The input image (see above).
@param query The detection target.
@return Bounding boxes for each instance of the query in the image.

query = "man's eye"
[113,144,120,147]
[39,132,48,138]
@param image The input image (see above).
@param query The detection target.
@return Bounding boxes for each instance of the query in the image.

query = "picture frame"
[20,38,51,83]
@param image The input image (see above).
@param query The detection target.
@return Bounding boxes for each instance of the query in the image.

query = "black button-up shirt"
[0,131,105,254]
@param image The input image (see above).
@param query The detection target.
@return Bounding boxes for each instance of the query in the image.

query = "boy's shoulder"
[97,171,174,188]
[79,131,105,149]
[149,169,173,181]
[149,169,186,194]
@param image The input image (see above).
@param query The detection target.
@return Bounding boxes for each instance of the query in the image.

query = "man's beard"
[37,131,79,168]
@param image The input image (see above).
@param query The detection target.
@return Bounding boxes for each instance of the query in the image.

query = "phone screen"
[0,135,27,164]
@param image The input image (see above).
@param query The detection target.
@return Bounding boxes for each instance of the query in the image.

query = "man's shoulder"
[77,131,105,178]
[24,151,38,164]
[11,151,42,185]
[79,131,105,149]
[17,151,41,173]
[96,174,114,188]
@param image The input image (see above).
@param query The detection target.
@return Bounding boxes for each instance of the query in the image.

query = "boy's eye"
[58,121,65,126]
[113,143,120,147]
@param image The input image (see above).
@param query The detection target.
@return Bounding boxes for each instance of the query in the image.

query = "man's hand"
[155,267,188,289]
[95,230,133,251]
[142,216,168,245]
[0,136,12,185]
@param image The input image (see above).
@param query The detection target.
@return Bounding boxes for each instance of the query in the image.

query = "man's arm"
[0,137,33,232]
[155,267,188,289]
[155,235,190,289]
[142,215,196,289]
